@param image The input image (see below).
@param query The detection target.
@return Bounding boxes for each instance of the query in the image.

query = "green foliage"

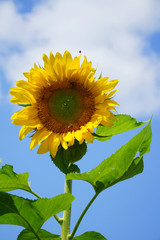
[50,140,87,174]
[67,121,152,193]
[0,115,152,239]
[116,156,144,184]
[73,231,107,239]
[94,114,147,141]
[17,230,107,240]
[0,192,74,236]
[0,164,31,192]
[18,229,60,240]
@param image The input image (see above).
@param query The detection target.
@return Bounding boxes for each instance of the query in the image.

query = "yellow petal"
[10,88,36,104]
[43,54,49,67]
[16,80,40,93]
[30,128,52,150]
[37,137,50,154]
[70,56,81,70]
[85,122,94,133]
[67,132,75,147]
[38,129,52,145]
[63,132,73,141]
[12,117,40,127]
[19,126,34,140]
[55,52,63,61]
[101,120,114,127]
[79,138,84,144]
[106,99,120,106]
[63,51,72,64]
[82,131,93,143]
[106,106,117,112]
[91,78,118,96]
[49,134,61,158]
[94,108,110,117]
[75,130,83,142]
[94,94,105,104]
[55,62,63,80]
[11,106,38,120]
[105,80,119,92]
[49,51,55,64]
[97,77,109,85]
[105,89,119,99]
[30,69,49,87]
[30,130,41,150]
[23,72,31,81]
[60,136,68,150]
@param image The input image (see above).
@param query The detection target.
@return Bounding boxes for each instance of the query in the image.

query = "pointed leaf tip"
[95,114,148,141]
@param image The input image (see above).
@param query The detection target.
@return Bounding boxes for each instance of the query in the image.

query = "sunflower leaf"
[73,231,108,240]
[103,156,144,193]
[94,114,147,141]
[0,164,32,193]
[50,140,86,174]
[67,121,152,193]
[18,230,107,240]
[17,229,60,240]
[0,192,74,233]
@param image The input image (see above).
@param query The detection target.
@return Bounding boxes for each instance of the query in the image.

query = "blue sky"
[0,0,160,240]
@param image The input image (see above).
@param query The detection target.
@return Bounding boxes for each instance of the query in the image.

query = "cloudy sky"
[0,0,160,240]
[1,0,160,116]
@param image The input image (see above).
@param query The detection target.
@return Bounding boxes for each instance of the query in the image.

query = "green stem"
[69,192,99,240]
[61,176,72,240]
[30,189,41,199]
[54,214,63,224]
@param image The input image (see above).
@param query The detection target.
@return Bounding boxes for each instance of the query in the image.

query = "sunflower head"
[10,50,119,160]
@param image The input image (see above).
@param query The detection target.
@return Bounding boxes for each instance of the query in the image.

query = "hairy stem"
[61,177,72,240]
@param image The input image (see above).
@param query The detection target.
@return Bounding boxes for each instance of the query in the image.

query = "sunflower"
[10,51,119,158]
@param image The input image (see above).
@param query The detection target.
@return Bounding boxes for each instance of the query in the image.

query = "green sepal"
[50,140,87,174]
[0,192,75,232]
[18,229,60,240]
[98,72,102,80]
[94,114,147,141]
[0,164,32,193]
[38,63,44,69]
[67,120,152,193]
[18,104,31,107]
[73,231,107,239]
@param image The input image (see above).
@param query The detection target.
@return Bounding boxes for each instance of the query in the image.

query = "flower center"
[48,88,83,124]
[37,82,95,133]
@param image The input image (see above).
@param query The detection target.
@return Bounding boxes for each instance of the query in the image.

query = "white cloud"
[0,0,160,117]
